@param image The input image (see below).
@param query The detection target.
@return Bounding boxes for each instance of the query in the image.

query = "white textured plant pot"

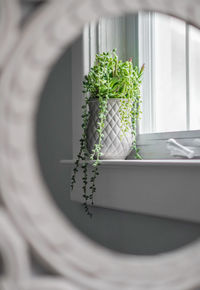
[87,98,134,159]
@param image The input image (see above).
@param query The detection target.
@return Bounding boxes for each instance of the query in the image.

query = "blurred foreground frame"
[0,0,200,289]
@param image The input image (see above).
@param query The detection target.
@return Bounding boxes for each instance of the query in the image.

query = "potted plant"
[71,49,144,216]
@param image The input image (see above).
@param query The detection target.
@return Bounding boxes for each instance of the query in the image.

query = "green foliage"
[71,49,144,216]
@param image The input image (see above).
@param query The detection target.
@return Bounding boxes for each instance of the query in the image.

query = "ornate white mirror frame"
[1,0,200,289]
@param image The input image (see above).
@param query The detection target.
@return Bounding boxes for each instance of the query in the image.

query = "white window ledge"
[61,159,200,223]
[61,159,200,167]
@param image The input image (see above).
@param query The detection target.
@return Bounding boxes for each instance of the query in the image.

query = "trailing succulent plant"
[71,49,144,217]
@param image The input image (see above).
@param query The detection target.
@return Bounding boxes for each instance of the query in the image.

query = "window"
[139,12,200,134]
[84,12,200,159]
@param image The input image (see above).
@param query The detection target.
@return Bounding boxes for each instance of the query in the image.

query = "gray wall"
[36,39,200,255]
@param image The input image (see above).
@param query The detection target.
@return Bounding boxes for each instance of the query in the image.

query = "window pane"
[189,25,200,130]
[154,14,187,132]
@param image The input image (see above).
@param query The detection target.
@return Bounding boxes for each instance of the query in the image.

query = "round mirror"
[36,11,200,255]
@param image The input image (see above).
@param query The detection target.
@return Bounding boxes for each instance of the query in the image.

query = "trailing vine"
[71,49,144,216]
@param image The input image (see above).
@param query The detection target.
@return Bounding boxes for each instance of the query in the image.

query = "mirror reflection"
[37,11,200,255]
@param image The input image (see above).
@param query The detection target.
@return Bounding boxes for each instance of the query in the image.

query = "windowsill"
[60,159,200,166]
[62,158,200,223]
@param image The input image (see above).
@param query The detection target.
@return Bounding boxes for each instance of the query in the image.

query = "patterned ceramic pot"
[86,98,134,160]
